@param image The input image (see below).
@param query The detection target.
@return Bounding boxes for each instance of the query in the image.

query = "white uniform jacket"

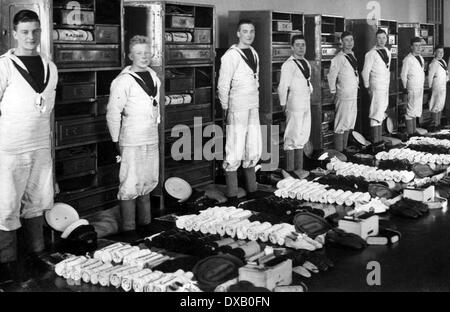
[401,53,425,90]
[278,56,313,111]
[0,49,58,154]
[107,66,161,147]
[217,45,260,112]
[361,46,391,91]
[327,51,359,99]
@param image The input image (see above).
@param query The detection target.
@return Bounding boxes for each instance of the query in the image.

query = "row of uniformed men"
[217,20,449,201]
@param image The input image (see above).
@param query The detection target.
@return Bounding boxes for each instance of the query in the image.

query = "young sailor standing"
[0,10,58,284]
[107,36,161,232]
[401,37,425,135]
[361,29,391,144]
[427,44,449,130]
[217,19,262,204]
[277,35,312,173]
[327,31,360,152]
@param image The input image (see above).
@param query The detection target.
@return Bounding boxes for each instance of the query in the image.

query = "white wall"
[171,0,427,47]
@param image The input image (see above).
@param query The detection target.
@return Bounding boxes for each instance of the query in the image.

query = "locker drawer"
[97,163,120,187]
[56,154,96,178]
[168,15,195,28]
[166,45,212,63]
[194,29,212,43]
[272,46,292,60]
[195,88,212,104]
[95,25,120,43]
[273,21,293,32]
[166,161,213,186]
[67,186,119,214]
[165,103,212,127]
[166,77,194,92]
[54,44,121,68]
[59,82,95,101]
[56,117,109,146]
[54,9,95,26]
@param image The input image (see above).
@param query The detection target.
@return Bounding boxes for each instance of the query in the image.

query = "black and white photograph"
[0,0,449,298]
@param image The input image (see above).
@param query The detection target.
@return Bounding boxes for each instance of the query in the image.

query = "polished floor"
[2,206,450,292]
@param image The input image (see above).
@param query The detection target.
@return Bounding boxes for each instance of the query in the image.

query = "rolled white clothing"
[328,190,345,204]
[101,243,127,263]
[81,262,111,283]
[63,258,89,279]
[123,249,152,265]
[345,192,363,206]
[134,271,164,292]
[121,269,150,292]
[227,219,250,238]
[55,256,85,277]
[110,266,141,288]
[99,265,131,287]
[112,246,140,264]
[72,259,101,281]
[89,264,114,285]
[335,191,354,206]
[247,222,272,241]
[276,177,296,189]
[259,224,284,242]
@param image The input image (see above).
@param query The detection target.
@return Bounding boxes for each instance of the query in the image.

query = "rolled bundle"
[269,224,291,245]
[237,221,260,240]
[276,177,296,190]
[63,257,89,279]
[287,180,309,198]
[302,184,326,202]
[307,186,328,203]
[247,222,272,241]
[192,216,215,232]
[100,243,127,263]
[72,258,101,281]
[401,171,415,183]
[110,266,141,288]
[171,32,193,42]
[335,191,354,206]
[321,189,337,204]
[355,192,371,203]
[165,32,173,41]
[81,262,111,283]
[93,242,123,260]
[89,263,114,285]
[152,274,181,292]
[200,219,216,234]
[294,182,316,200]
[226,219,250,238]
[217,218,240,236]
[121,269,151,292]
[175,214,197,229]
[328,189,345,204]
[55,256,85,277]
[145,255,171,269]
[259,224,284,242]
[112,245,140,264]
[133,253,165,269]
[230,210,252,220]
[99,265,131,287]
[123,249,152,266]
[134,271,164,292]
[280,180,303,198]
[345,192,363,206]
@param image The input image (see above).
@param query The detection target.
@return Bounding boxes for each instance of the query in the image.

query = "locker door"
[0,0,51,55]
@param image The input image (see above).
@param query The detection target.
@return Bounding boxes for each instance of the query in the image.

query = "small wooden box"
[95,25,120,43]
[238,259,292,291]
[194,29,212,43]
[404,185,435,203]
[338,215,379,239]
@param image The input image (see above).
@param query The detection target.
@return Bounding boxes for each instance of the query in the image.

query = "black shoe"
[0,262,18,285]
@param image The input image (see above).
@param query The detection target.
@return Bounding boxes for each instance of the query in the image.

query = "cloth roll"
[121,269,150,292]
[110,266,141,288]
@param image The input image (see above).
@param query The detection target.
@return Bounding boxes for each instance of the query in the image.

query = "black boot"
[225,170,239,198]
[405,119,414,135]
[0,261,18,285]
[343,131,350,150]
[334,132,344,152]
[285,150,295,171]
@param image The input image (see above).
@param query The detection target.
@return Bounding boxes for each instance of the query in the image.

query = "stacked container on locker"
[52,0,124,216]
[124,1,217,215]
